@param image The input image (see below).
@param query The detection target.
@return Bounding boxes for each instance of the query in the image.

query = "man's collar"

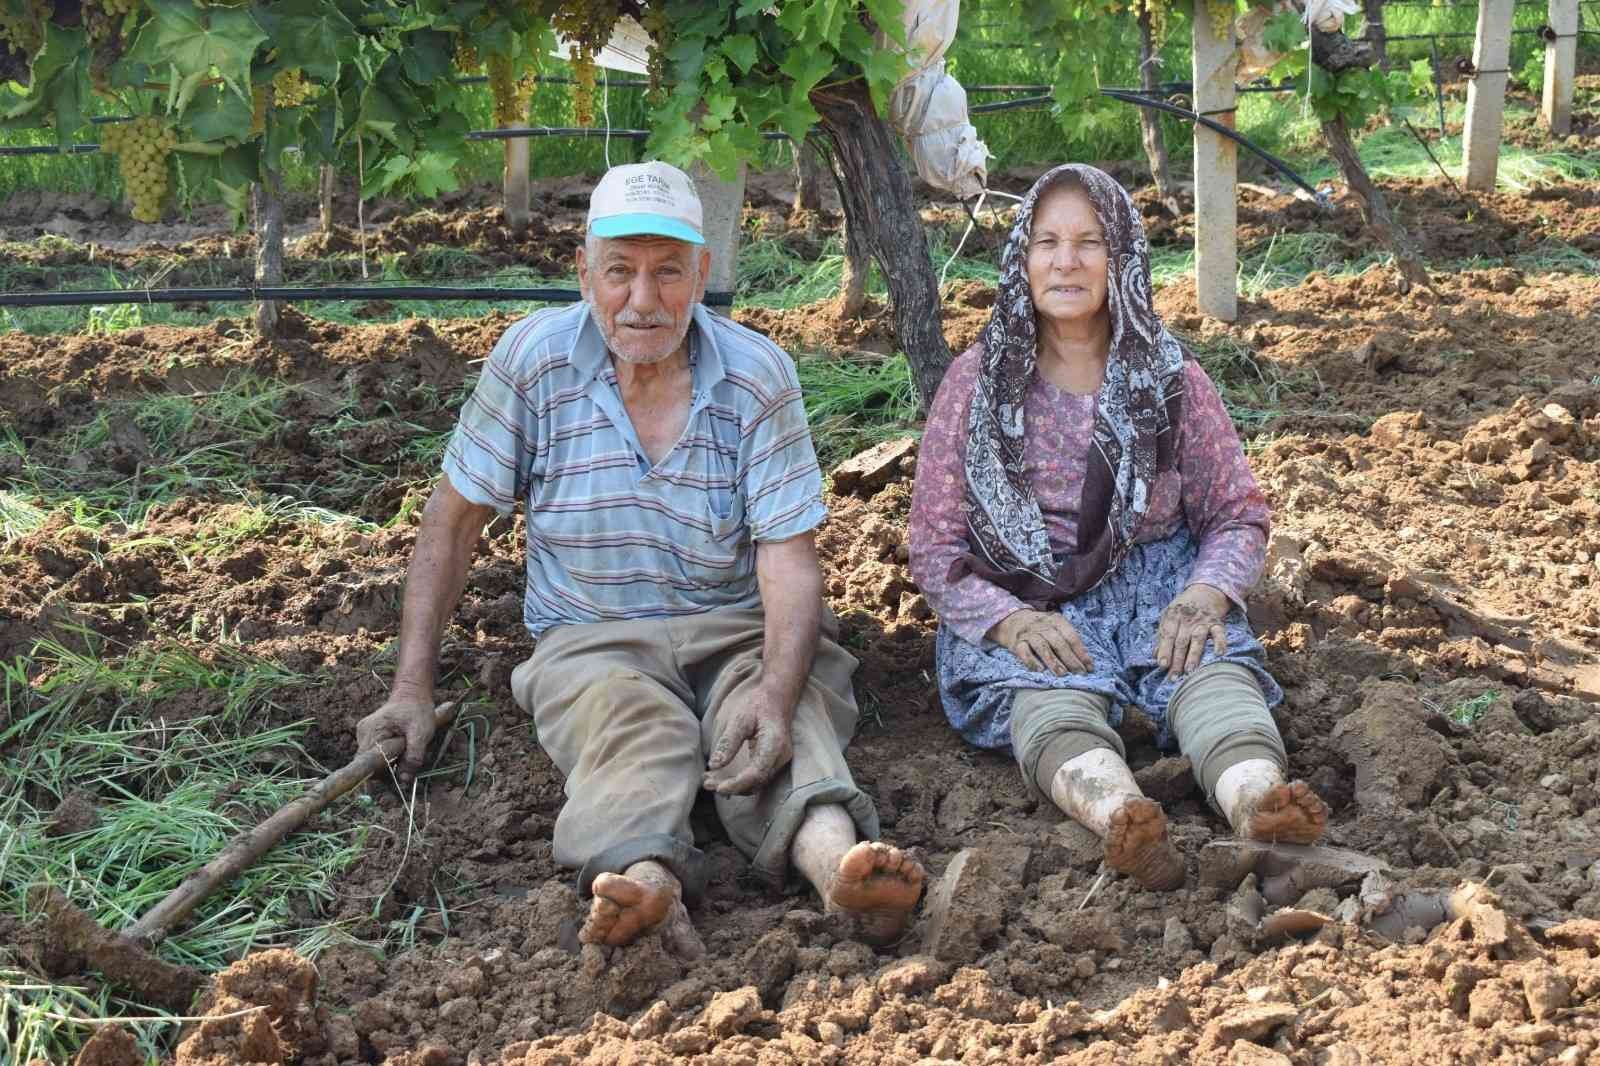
[572,302,726,392]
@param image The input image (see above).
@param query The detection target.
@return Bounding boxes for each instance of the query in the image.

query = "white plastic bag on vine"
[552,17,651,75]
[884,0,990,200]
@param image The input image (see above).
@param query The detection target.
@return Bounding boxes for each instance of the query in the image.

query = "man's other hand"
[702,685,795,796]
[355,695,438,787]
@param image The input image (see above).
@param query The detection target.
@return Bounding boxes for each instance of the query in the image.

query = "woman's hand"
[1155,583,1232,679]
[988,609,1094,675]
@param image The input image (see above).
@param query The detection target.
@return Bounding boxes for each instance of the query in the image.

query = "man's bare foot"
[824,841,926,945]
[1238,780,1328,845]
[1104,798,1185,890]
[579,871,703,958]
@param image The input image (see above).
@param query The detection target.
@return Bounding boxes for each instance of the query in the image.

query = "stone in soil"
[920,845,1030,964]
[1330,679,1452,811]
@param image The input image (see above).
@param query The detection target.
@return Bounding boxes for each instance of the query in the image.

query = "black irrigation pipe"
[967,94,1053,113]
[1097,88,1325,203]
[0,284,735,309]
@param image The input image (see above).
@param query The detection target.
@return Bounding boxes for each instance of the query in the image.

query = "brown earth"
[4,227,1600,1064]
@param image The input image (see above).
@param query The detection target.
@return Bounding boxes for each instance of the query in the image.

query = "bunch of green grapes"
[455,36,480,71]
[82,0,138,43]
[272,67,316,108]
[0,0,50,56]
[487,53,521,127]
[101,115,177,223]
[640,0,670,105]
[552,0,621,126]
[1132,0,1169,43]
[1204,0,1234,41]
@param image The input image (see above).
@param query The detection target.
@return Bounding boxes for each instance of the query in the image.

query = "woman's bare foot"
[824,841,926,944]
[1104,798,1185,890]
[580,867,704,958]
[1237,780,1327,845]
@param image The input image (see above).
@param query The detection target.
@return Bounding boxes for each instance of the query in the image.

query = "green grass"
[1446,689,1501,727]
[1184,333,1316,435]
[798,353,923,471]
[0,366,474,538]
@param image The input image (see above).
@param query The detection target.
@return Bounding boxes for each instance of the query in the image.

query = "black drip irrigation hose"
[1096,88,1326,204]
[0,285,735,309]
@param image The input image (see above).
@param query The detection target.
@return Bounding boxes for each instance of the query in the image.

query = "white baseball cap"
[587,161,705,246]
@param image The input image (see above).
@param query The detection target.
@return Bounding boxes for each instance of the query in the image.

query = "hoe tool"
[34,701,458,1011]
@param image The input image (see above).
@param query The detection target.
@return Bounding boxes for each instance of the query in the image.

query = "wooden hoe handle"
[123,701,459,946]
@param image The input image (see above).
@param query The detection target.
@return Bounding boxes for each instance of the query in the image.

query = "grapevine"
[250,85,267,135]
[100,114,178,223]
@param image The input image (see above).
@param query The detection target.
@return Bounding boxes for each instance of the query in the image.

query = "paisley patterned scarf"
[962,163,1188,602]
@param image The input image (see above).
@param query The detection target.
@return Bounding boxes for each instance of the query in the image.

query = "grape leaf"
[721,34,758,73]
[183,83,253,143]
[400,29,456,85]
[6,24,87,140]
[253,0,356,83]
[410,151,460,198]
[778,45,834,96]
[129,0,267,103]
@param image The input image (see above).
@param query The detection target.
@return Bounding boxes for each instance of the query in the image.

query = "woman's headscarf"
[962,163,1189,602]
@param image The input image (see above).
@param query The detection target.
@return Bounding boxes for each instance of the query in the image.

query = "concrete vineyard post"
[1463,0,1514,191]
[505,139,531,230]
[691,161,746,300]
[1192,4,1239,322]
[1542,0,1578,135]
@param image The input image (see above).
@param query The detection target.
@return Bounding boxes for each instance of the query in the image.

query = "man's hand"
[355,694,439,787]
[1155,583,1231,680]
[703,685,795,796]
[988,609,1094,675]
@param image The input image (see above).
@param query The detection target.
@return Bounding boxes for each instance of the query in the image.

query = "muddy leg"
[580,860,704,959]
[1050,748,1185,890]
[1218,759,1329,845]
[792,804,925,944]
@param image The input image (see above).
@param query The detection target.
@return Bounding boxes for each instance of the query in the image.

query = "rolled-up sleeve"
[1176,360,1271,607]
[739,361,827,543]
[442,316,546,514]
[908,349,1028,645]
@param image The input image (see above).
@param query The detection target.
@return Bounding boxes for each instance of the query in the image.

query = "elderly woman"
[908,165,1327,889]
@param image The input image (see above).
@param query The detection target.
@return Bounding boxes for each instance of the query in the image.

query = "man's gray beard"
[593,307,693,365]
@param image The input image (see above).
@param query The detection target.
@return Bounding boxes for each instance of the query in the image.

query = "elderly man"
[356,161,924,954]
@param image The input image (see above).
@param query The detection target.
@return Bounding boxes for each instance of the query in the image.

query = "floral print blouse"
[908,345,1272,645]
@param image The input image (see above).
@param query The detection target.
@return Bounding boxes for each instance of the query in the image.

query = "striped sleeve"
[736,353,826,543]
[442,317,545,514]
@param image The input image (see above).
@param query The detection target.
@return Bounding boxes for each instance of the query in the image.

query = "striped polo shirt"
[442,302,827,636]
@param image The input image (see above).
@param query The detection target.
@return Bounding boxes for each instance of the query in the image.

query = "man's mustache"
[615,311,675,327]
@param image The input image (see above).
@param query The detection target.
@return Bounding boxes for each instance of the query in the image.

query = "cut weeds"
[0,637,372,1064]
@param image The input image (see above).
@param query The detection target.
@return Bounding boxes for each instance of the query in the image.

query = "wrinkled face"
[1025,185,1110,329]
[577,236,710,364]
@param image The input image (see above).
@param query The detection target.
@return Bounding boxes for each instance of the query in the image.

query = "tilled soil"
[4,266,1600,1060]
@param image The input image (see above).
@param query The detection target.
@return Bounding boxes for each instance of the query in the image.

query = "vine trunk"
[812,80,952,411]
